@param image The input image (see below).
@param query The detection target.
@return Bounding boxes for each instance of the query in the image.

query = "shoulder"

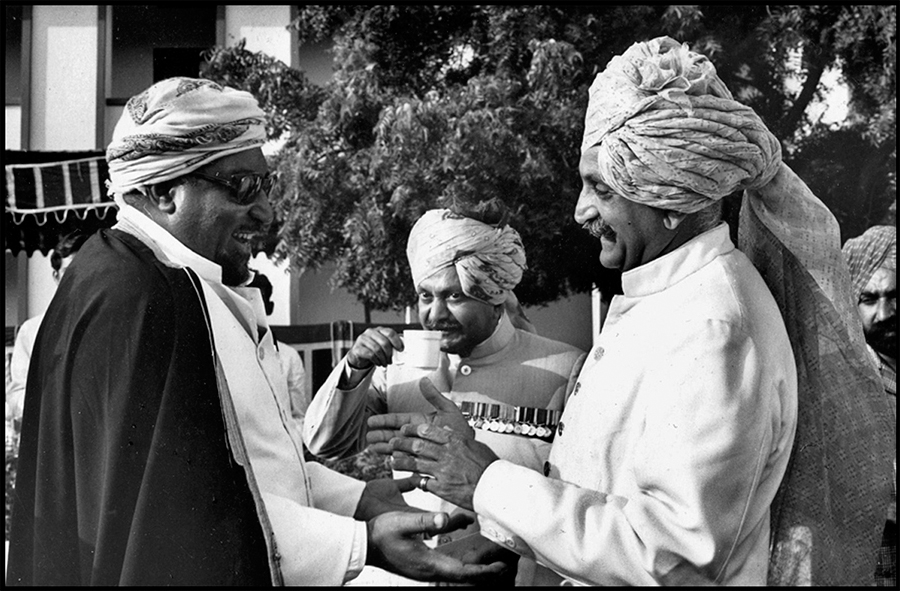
[72,229,194,302]
[505,329,587,371]
[16,315,44,341]
[51,229,199,330]
[515,329,585,358]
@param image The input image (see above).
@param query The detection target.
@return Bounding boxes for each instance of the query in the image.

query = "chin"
[221,265,250,287]
[598,252,624,271]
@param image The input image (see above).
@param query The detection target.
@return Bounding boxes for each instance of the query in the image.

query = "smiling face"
[416,266,501,358]
[857,265,897,360]
[574,146,676,272]
[165,148,274,285]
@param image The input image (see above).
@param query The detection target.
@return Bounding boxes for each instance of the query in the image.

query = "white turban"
[582,36,781,213]
[406,209,526,305]
[106,77,266,202]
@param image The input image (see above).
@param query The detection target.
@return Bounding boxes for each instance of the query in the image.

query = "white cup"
[395,329,443,368]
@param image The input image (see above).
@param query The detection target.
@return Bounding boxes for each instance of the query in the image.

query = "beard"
[219,250,252,286]
[866,319,898,359]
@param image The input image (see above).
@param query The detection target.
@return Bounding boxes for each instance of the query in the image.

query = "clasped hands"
[362,378,517,584]
[366,377,500,511]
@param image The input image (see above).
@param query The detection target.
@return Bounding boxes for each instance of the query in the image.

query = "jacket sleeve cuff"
[472,460,537,560]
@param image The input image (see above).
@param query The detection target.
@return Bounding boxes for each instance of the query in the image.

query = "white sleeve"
[7,317,41,420]
[262,491,368,585]
[474,322,781,585]
[280,345,311,423]
[301,356,376,458]
[262,461,369,585]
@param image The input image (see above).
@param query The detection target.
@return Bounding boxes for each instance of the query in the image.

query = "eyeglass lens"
[236,174,274,204]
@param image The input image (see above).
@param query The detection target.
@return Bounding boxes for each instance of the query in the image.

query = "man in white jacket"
[375,36,894,586]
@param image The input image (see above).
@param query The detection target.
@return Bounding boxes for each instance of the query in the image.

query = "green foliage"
[200,5,895,310]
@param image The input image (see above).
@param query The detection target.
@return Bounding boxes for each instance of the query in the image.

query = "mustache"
[582,219,615,240]
[868,319,897,337]
[424,323,462,332]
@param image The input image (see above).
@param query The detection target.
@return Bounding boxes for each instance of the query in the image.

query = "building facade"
[5,4,594,356]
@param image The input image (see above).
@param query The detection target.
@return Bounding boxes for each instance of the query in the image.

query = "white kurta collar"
[621,223,734,298]
[113,201,264,338]
[465,311,515,360]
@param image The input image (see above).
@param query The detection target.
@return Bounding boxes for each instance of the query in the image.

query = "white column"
[29,5,98,150]
[25,6,99,319]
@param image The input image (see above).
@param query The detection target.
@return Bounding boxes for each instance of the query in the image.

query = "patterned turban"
[406,209,527,305]
[582,36,781,213]
[106,77,266,200]
[842,225,897,301]
[581,37,894,586]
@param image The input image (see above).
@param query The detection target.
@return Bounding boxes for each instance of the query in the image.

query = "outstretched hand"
[390,422,499,511]
[353,475,418,521]
[365,510,510,585]
[367,378,474,455]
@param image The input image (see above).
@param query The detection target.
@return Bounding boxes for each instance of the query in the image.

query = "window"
[109,5,217,102]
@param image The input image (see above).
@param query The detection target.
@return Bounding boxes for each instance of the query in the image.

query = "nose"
[250,190,275,227]
[875,296,896,322]
[574,187,598,225]
[427,297,451,324]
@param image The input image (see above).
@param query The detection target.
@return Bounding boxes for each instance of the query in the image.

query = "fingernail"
[433,514,446,528]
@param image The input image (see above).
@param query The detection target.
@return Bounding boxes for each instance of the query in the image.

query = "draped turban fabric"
[583,37,894,586]
[582,36,781,214]
[842,225,897,301]
[406,209,526,306]
[106,77,266,201]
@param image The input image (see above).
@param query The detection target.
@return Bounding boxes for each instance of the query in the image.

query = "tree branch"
[778,59,825,139]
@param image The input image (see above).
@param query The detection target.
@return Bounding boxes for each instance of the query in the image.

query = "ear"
[146,182,178,215]
[662,210,687,231]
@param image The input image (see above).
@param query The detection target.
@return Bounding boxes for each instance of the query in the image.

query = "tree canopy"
[201,4,896,313]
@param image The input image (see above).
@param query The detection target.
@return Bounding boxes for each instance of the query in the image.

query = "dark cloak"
[6,228,274,586]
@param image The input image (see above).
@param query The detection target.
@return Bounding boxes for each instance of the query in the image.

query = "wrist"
[347,355,373,371]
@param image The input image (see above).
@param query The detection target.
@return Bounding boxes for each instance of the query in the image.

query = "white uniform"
[304,313,586,585]
[474,224,798,585]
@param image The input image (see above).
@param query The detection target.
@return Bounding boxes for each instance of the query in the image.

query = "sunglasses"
[191,171,275,205]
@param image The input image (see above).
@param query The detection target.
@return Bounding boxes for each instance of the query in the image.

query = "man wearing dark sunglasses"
[6,78,506,587]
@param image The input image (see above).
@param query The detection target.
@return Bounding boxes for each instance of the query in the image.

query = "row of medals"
[465,415,556,439]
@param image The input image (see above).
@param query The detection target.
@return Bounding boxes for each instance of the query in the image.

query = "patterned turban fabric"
[582,36,781,213]
[583,37,894,586]
[842,225,897,301]
[406,209,526,306]
[106,77,266,201]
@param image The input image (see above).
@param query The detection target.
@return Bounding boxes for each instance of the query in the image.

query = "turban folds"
[842,225,897,301]
[406,209,526,305]
[106,77,266,199]
[582,37,781,213]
